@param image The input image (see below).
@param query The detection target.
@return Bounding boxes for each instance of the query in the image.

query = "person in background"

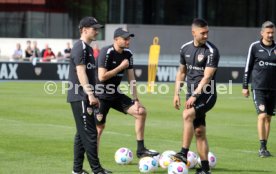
[11,43,23,61]
[32,41,40,58]
[41,43,49,58]
[92,43,100,59]
[42,47,55,62]
[64,42,72,59]
[25,40,33,61]
[242,21,276,158]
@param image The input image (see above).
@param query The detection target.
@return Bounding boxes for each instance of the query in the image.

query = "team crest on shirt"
[96,113,103,121]
[197,53,204,62]
[259,104,265,112]
[87,107,93,115]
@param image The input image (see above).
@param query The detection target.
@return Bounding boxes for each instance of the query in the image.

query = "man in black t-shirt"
[67,16,111,174]
[242,21,276,158]
[64,42,72,59]
[95,27,159,159]
[172,19,219,174]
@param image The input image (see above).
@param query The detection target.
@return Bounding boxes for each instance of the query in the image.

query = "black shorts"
[186,93,217,128]
[252,89,276,116]
[95,94,134,125]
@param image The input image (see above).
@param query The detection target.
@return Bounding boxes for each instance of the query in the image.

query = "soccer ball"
[187,151,198,169]
[168,162,188,174]
[139,156,158,173]
[114,147,133,165]
[149,149,160,170]
[149,149,160,163]
[197,152,217,168]
[159,150,176,169]
[208,152,217,168]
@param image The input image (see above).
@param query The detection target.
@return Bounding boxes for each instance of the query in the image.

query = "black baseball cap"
[79,16,103,29]
[114,27,135,38]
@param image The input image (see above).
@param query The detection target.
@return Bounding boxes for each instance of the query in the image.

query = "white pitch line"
[104,131,131,137]
[0,118,73,129]
[235,150,256,154]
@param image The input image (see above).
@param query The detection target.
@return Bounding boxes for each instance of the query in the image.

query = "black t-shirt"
[243,40,276,90]
[180,40,220,93]
[96,45,133,99]
[64,48,71,54]
[25,49,33,58]
[67,40,96,102]
[64,48,72,58]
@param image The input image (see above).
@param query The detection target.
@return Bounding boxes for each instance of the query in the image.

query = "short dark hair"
[192,18,208,28]
[261,21,275,30]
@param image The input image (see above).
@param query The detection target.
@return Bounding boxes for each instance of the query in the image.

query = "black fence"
[0,62,244,83]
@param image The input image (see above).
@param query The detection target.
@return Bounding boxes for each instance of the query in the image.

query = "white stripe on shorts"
[81,101,85,114]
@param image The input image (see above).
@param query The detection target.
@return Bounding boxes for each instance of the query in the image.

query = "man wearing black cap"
[95,27,159,159]
[67,16,111,174]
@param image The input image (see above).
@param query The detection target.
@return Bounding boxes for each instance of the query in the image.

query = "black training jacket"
[243,40,276,90]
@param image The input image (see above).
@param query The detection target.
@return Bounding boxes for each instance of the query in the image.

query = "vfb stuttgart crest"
[87,107,93,115]
[259,104,265,112]
[96,113,103,122]
[197,53,204,62]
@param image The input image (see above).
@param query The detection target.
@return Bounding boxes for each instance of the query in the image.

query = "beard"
[119,44,129,49]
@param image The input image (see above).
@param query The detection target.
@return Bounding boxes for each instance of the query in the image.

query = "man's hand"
[242,89,250,98]
[88,94,100,107]
[119,59,129,70]
[173,95,181,110]
[185,96,196,109]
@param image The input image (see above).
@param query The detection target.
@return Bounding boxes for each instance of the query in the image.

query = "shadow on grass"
[213,167,273,173]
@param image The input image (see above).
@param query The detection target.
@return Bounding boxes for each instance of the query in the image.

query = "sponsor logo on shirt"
[259,61,276,67]
[87,63,96,69]
[185,55,191,58]
[187,64,204,71]
[258,49,264,52]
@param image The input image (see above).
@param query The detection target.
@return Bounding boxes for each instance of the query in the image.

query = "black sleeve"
[128,53,133,69]
[242,43,255,89]
[180,49,186,65]
[71,41,86,66]
[97,47,109,69]
[206,47,220,68]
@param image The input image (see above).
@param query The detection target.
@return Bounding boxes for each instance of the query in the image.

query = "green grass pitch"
[0,81,276,173]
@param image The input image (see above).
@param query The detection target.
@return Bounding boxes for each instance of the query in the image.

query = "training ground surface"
[0,82,275,173]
